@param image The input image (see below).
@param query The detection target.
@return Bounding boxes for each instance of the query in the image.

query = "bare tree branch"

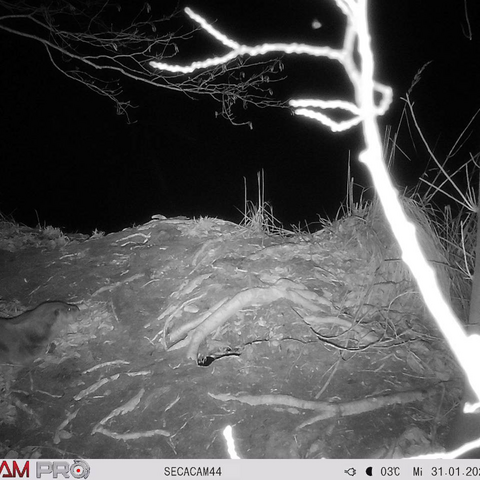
[0,0,287,124]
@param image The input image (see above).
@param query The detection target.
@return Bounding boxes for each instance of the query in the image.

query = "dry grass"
[0,212,84,251]
[239,169,293,236]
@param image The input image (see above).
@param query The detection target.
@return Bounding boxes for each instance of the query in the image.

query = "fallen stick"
[186,280,329,360]
[208,389,430,429]
[186,286,284,360]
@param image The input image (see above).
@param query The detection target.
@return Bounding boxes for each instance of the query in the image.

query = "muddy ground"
[0,213,464,459]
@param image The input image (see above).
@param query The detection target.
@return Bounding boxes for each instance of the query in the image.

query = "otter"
[0,301,79,365]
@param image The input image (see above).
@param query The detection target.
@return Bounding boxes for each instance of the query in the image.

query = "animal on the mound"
[0,301,79,365]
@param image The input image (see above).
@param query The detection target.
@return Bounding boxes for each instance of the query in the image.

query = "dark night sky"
[1,0,479,234]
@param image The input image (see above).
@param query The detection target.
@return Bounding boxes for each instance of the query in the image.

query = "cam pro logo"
[36,460,89,479]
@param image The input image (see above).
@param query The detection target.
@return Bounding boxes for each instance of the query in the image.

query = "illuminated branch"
[151,1,480,410]
[0,0,285,123]
[151,6,391,132]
